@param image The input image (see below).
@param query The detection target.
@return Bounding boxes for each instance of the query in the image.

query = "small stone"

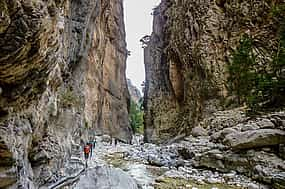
[247,183,270,189]
[191,126,208,137]
[207,177,222,184]
[247,183,260,189]
[256,119,275,129]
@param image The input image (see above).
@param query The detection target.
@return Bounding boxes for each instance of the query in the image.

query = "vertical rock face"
[144,0,285,143]
[0,0,130,188]
[127,79,142,104]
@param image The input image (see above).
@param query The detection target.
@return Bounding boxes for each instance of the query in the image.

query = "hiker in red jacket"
[87,142,93,159]
[84,144,90,167]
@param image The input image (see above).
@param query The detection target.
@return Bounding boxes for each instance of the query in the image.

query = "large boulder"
[75,166,138,189]
[223,129,285,150]
[195,149,285,187]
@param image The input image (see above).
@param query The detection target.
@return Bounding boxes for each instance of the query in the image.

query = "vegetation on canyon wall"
[129,99,144,133]
[228,20,285,112]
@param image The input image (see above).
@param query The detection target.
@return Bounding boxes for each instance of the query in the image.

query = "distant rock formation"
[0,0,131,187]
[127,79,142,104]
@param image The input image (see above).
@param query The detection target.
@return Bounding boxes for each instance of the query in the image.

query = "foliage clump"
[227,23,285,112]
[129,99,144,133]
[59,88,80,108]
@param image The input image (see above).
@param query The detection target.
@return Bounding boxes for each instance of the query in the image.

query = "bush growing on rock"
[227,20,285,112]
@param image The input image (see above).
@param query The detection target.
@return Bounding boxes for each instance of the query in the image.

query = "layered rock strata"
[0,0,131,188]
[143,0,285,142]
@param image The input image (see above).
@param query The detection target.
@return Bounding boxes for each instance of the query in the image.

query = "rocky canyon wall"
[0,0,131,188]
[144,0,285,143]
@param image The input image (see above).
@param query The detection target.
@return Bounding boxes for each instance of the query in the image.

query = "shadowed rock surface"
[0,0,131,188]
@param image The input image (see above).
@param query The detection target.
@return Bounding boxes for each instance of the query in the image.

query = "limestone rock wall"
[127,79,142,104]
[144,0,285,143]
[0,0,131,188]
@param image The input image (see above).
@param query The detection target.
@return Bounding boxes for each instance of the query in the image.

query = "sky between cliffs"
[124,0,161,93]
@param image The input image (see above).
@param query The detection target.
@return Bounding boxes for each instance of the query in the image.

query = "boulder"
[191,126,208,137]
[223,129,285,150]
[101,135,112,143]
[147,155,167,167]
[177,147,195,160]
[195,149,226,172]
[240,123,259,131]
[256,119,275,129]
[210,128,237,142]
[75,166,138,189]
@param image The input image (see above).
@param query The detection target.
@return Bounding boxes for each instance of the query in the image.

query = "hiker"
[115,138,118,146]
[84,144,90,168]
[110,136,113,145]
[87,142,93,159]
[92,138,96,149]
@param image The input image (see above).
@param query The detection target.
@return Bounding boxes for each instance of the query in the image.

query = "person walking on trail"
[87,142,93,159]
[92,138,96,149]
[115,138,118,146]
[110,135,113,146]
[84,144,90,168]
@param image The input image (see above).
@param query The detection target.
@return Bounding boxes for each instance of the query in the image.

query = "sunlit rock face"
[0,0,131,187]
[144,0,285,143]
[127,79,142,104]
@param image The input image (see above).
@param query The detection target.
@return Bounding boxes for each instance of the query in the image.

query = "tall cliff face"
[144,0,285,143]
[0,0,130,188]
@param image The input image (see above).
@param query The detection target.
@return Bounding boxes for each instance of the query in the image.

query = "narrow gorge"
[0,0,285,189]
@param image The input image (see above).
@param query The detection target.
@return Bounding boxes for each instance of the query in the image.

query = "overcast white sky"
[124,0,161,92]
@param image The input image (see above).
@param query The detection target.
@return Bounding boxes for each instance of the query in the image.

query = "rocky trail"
[43,135,277,188]
[40,110,285,189]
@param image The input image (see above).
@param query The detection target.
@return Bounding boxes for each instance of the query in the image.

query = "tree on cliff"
[227,22,285,111]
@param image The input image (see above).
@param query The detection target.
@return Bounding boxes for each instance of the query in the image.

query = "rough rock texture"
[143,0,285,142]
[193,111,285,188]
[224,129,285,150]
[75,166,138,189]
[127,79,142,104]
[0,0,131,188]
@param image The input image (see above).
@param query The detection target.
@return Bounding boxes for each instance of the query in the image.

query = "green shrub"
[129,99,144,133]
[227,22,285,112]
[59,88,80,108]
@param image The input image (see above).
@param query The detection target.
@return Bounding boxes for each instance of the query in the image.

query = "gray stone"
[256,119,275,129]
[247,183,270,189]
[191,126,208,137]
[241,123,259,131]
[211,128,237,142]
[224,129,285,150]
[101,135,112,143]
[75,166,138,189]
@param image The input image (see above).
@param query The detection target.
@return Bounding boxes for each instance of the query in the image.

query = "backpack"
[84,145,90,154]
[88,142,93,149]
